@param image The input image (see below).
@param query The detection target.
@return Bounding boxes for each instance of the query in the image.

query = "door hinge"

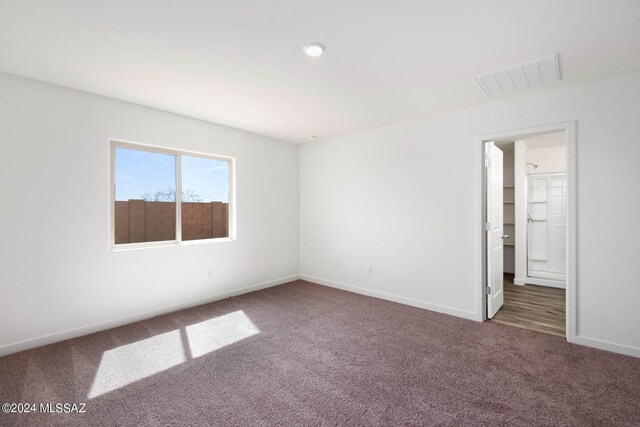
[486,286,492,295]
[485,156,491,167]
[484,222,491,231]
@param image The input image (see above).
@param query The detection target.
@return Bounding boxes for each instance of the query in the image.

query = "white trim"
[228,152,237,240]
[301,275,478,321]
[514,140,527,285]
[573,336,640,359]
[566,122,577,343]
[109,138,235,161]
[0,274,299,357]
[523,277,565,288]
[176,152,182,243]
[476,121,577,343]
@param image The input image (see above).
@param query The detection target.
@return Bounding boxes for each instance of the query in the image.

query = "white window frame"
[109,139,235,250]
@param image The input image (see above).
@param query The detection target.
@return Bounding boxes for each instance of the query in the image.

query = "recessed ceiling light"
[303,42,325,57]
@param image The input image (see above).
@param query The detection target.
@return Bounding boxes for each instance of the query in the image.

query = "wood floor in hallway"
[490,276,566,336]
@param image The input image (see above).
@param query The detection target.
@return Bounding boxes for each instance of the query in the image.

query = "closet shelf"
[503,200,515,203]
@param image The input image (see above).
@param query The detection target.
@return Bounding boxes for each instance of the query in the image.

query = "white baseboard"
[300,276,640,359]
[5,274,638,360]
[573,335,640,358]
[300,275,478,321]
[0,274,299,357]
[524,277,566,288]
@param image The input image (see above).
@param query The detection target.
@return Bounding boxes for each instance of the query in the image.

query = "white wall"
[525,145,566,174]
[300,72,640,357]
[523,132,567,174]
[2,70,639,359]
[0,72,300,355]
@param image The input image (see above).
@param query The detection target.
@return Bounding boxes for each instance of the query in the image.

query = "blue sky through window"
[182,155,229,202]
[115,147,229,203]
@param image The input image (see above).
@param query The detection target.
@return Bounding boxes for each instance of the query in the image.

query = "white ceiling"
[1,1,639,143]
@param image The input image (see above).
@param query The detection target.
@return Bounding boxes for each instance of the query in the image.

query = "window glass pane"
[180,156,230,241]
[114,147,176,244]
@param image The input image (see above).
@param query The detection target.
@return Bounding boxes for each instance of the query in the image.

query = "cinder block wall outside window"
[115,200,229,244]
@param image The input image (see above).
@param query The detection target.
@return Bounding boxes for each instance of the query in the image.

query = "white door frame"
[475,121,576,343]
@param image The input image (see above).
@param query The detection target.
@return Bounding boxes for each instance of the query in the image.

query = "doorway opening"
[478,122,576,341]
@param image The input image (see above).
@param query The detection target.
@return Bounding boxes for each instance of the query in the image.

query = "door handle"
[527,214,533,223]
[501,234,509,239]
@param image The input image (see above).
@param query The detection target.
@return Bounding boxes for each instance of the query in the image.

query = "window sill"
[110,237,235,252]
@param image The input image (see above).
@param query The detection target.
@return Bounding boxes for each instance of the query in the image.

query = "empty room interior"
[1,1,639,425]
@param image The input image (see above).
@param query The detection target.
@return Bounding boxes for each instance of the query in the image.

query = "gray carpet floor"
[1,280,639,426]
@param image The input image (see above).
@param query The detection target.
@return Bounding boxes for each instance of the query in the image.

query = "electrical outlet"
[367,264,373,274]
[207,268,213,279]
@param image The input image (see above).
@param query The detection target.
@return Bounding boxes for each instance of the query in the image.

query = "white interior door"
[486,142,505,318]
[527,174,567,283]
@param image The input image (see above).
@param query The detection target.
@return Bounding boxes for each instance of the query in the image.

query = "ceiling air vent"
[475,54,560,96]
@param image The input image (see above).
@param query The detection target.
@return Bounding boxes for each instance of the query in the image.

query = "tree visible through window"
[112,142,232,247]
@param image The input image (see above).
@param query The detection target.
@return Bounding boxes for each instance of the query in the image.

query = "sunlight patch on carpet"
[186,310,259,358]
[88,310,259,398]
[89,330,185,398]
